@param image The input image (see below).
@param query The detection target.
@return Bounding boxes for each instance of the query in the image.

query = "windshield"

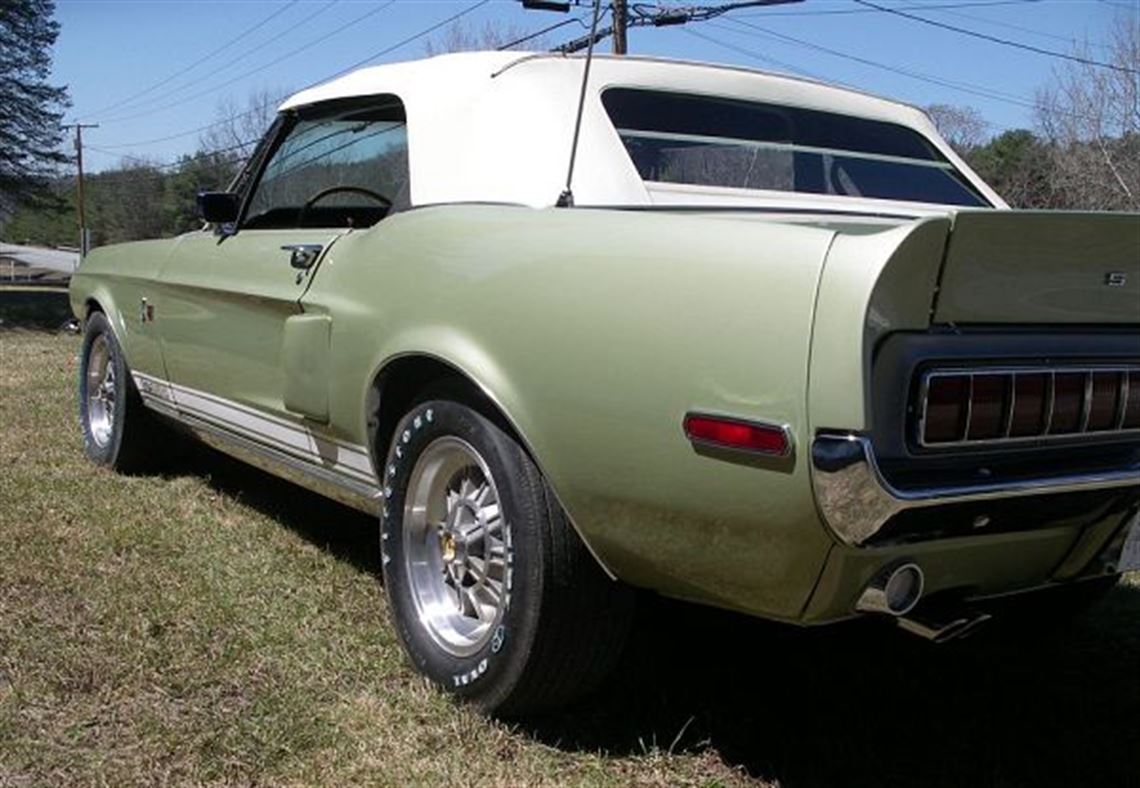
[602,88,988,208]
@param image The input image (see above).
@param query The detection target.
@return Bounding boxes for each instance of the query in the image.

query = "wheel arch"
[364,350,618,580]
[83,297,107,322]
[76,290,135,360]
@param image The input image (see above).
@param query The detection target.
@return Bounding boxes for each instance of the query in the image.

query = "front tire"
[79,311,166,473]
[380,400,633,715]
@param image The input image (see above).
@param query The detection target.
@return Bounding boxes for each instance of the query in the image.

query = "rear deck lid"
[932,211,1140,325]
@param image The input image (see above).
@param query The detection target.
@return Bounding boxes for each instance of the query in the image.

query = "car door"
[155,95,410,462]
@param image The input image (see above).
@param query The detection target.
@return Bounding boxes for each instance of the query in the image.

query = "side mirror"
[197,191,239,224]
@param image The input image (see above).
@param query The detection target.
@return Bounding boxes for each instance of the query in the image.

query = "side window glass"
[243,95,409,229]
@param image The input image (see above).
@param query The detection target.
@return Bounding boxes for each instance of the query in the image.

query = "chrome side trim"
[181,412,382,515]
[810,433,1140,546]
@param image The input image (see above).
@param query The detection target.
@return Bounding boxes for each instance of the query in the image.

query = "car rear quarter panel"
[303,205,840,620]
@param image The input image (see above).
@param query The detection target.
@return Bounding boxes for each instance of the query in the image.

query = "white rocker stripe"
[133,372,375,484]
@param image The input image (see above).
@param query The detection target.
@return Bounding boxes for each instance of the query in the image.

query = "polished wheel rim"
[85,335,116,448]
[403,436,511,657]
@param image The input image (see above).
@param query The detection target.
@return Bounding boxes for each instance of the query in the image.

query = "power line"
[92,0,490,158]
[300,0,493,90]
[94,0,339,122]
[551,0,803,54]
[735,0,1042,17]
[96,1,493,167]
[681,27,832,81]
[701,19,1103,124]
[1095,0,1137,10]
[719,17,1037,109]
[98,1,394,125]
[854,0,1137,74]
[96,105,274,151]
[931,5,1113,50]
[88,139,257,172]
[99,0,491,150]
[82,0,301,120]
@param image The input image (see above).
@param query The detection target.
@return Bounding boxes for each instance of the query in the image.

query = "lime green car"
[71,52,1140,715]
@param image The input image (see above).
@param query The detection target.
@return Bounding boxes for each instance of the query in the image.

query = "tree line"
[6,117,1135,251]
[2,9,1136,250]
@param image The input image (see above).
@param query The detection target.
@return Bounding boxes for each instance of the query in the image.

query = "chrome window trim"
[810,432,1140,547]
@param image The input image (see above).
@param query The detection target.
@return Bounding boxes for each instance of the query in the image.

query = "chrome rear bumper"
[810,433,1140,546]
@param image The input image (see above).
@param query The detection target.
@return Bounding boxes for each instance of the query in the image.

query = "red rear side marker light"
[683,414,791,456]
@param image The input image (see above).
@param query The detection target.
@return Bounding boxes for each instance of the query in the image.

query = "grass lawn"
[1,330,1138,787]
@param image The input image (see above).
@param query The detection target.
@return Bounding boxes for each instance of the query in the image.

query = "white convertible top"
[280,52,1005,212]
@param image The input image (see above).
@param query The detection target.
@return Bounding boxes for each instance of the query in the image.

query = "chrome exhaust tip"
[897,607,992,644]
[856,562,925,617]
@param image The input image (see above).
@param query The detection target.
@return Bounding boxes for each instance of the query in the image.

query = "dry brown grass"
[2,330,1138,788]
[0,330,749,787]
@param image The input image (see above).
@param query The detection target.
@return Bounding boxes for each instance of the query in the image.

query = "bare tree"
[925,104,989,154]
[423,20,543,56]
[1034,11,1140,210]
[198,87,286,167]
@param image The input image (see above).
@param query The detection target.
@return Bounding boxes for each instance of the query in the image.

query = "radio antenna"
[555,0,602,208]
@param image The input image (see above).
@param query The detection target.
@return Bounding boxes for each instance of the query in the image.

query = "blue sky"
[51,0,1132,173]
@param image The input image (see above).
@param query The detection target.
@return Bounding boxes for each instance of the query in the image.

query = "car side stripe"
[132,372,375,483]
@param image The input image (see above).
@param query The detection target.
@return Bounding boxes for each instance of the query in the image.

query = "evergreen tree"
[0,0,70,218]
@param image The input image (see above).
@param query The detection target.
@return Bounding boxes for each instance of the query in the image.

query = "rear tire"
[379,399,634,716]
[79,311,169,473]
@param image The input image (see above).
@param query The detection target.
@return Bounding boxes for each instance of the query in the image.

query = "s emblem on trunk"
[1105,272,1128,287]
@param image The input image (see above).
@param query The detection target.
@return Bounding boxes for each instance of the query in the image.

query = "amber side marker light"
[683,414,791,456]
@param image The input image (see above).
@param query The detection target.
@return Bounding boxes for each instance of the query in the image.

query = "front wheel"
[380,400,633,716]
[78,311,168,473]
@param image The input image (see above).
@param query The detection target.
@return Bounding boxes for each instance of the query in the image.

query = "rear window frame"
[599,86,992,209]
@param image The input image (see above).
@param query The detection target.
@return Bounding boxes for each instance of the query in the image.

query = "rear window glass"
[601,88,988,207]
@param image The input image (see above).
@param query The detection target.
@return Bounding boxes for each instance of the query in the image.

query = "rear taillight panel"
[915,366,1140,448]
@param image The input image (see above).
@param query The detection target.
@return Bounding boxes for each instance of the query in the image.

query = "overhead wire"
[81,0,301,120]
[734,0,1041,17]
[853,0,1137,74]
[94,0,494,171]
[297,0,493,91]
[719,17,1037,108]
[96,107,276,151]
[94,0,340,122]
[98,1,395,125]
[680,27,834,82]
[88,140,258,172]
[931,5,1113,50]
[703,17,1102,124]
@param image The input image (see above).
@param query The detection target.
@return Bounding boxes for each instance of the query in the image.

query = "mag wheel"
[380,399,634,716]
[79,311,169,473]
[402,435,512,657]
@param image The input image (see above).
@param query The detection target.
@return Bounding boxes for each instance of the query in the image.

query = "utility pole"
[549,0,803,54]
[612,0,628,54]
[63,123,99,257]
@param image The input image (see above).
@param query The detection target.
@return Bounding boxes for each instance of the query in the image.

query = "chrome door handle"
[282,243,323,270]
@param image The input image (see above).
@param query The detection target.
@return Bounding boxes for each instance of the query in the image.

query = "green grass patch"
[1,331,1136,787]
